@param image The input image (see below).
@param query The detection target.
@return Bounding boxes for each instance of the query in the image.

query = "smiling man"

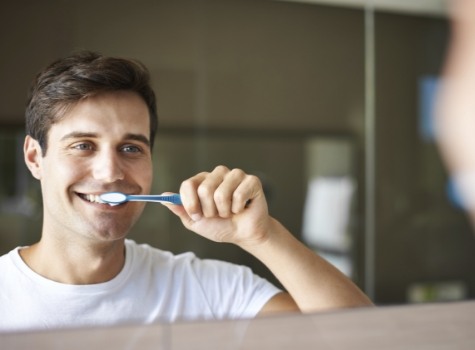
[0,51,372,332]
[22,91,152,284]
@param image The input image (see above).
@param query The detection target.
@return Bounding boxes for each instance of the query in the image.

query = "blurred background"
[1,0,473,306]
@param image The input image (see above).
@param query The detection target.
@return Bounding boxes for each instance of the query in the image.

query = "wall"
[0,0,364,131]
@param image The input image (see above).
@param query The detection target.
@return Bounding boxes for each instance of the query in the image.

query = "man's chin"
[79,220,133,243]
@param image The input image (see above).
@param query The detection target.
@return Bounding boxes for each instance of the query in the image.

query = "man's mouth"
[76,193,120,206]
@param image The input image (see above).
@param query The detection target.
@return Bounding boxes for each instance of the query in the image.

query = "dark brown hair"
[25,51,158,154]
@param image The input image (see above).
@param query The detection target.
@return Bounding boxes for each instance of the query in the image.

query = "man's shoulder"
[0,247,18,266]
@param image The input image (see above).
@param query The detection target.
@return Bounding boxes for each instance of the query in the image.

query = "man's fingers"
[180,166,260,220]
[180,172,208,221]
[212,168,246,217]
[231,174,262,214]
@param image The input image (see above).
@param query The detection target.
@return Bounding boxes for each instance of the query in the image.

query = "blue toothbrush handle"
[128,194,182,205]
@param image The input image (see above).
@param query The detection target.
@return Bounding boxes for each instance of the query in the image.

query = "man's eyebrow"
[60,132,97,141]
[124,133,150,147]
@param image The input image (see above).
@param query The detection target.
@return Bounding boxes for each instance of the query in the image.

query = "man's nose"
[92,150,125,183]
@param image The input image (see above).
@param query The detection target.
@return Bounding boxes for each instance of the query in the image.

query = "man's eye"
[122,145,141,153]
[72,143,93,151]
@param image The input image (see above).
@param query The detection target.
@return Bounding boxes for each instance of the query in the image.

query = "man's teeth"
[83,194,106,204]
[81,193,120,206]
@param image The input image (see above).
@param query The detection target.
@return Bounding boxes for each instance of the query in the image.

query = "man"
[0,51,372,332]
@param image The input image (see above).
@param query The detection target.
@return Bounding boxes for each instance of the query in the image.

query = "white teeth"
[80,193,121,206]
[83,194,106,204]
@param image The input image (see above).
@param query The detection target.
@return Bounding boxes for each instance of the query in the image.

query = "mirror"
[0,0,473,307]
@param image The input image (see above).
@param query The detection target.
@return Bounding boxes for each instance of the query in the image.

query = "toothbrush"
[99,192,182,206]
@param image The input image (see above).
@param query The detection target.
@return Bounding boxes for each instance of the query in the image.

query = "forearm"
[242,217,373,312]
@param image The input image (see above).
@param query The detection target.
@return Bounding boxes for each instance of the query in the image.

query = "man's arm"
[164,166,373,313]
[247,217,372,313]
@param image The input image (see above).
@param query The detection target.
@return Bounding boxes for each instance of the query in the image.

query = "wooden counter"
[1,300,474,349]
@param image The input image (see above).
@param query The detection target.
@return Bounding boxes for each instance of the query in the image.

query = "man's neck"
[19,237,126,285]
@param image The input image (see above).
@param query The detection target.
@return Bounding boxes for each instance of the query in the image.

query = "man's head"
[23,52,157,243]
[25,51,158,155]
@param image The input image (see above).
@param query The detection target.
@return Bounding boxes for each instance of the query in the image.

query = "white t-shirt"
[0,240,280,332]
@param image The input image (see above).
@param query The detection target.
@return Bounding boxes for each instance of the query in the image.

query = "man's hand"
[163,166,271,248]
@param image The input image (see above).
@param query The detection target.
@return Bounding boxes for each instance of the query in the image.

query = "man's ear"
[24,135,43,180]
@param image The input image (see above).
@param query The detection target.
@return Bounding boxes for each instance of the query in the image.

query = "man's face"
[26,91,153,243]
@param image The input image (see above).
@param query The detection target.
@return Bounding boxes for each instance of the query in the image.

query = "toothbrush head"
[99,192,128,205]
